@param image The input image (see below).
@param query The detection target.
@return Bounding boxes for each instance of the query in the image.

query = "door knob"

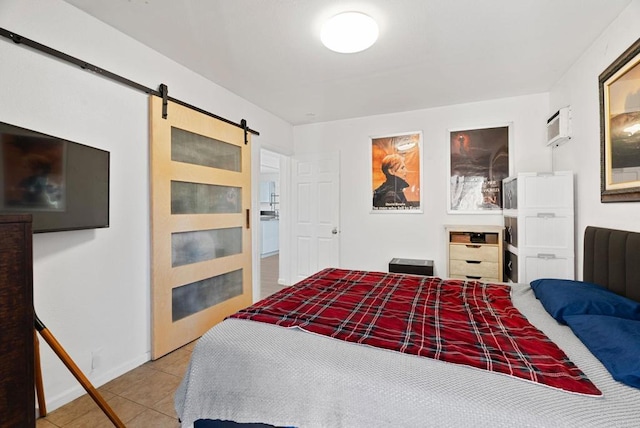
[331,227,338,235]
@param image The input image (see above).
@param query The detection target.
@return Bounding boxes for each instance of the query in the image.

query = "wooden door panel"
[149,96,252,359]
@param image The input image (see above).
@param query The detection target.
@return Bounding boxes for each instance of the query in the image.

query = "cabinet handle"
[537,212,556,218]
[465,244,481,248]
[466,275,482,280]
[537,253,556,259]
[465,260,481,264]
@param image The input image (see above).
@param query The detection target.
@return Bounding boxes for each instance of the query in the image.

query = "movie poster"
[371,132,422,212]
[449,126,510,213]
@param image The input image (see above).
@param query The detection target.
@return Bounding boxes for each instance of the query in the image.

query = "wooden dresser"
[0,214,35,427]
[446,225,504,282]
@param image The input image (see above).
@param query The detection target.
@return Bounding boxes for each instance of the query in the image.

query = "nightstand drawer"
[450,274,501,283]
[450,260,499,278]
[449,244,499,262]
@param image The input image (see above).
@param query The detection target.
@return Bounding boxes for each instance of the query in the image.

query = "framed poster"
[599,36,640,202]
[371,131,422,212]
[448,124,511,213]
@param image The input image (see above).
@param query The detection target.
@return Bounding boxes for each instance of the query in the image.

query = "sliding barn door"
[149,96,252,359]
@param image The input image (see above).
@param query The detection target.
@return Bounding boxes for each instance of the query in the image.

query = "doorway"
[260,148,284,299]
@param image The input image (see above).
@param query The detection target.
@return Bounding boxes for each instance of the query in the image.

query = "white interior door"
[291,152,340,283]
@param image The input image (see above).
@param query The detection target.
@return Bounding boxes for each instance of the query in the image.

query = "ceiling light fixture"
[321,12,379,54]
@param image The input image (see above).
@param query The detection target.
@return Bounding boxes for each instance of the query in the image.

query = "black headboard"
[583,226,640,303]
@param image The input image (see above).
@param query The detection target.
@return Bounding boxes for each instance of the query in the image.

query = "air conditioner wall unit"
[547,106,572,147]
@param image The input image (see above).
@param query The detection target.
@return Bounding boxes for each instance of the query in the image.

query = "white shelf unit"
[502,171,574,283]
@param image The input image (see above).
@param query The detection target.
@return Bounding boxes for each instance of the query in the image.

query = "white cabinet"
[260,181,274,203]
[259,181,279,212]
[446,225,504,282]
[503,171,574,283]
[261,219,279,257]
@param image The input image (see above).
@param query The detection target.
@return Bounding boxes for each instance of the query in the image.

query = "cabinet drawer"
[520,173,573,210]
[449,244,499,262]
[520,211,573,250]
[450,260,499,278]
[504,216,518,247]
[449,274,501,283]
[520,252,574,283]
[504,250,518,282]
[503,177,518,209]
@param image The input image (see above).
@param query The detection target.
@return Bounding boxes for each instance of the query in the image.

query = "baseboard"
[41,352,150,413]
[260,251,279,258]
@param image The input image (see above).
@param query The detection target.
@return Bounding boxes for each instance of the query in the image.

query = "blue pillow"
[565,315,640,389]
[530,278,640,323]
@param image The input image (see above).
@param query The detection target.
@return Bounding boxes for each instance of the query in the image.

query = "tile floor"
[37,254,283,427]
[36,339,194,428]
[260,254,282,299]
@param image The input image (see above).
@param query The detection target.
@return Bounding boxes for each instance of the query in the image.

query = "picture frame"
[448,124,512,214]
[370,131,422,213]
[599,36,640,203]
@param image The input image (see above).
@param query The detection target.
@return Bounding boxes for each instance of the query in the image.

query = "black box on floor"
[389,258,434,276]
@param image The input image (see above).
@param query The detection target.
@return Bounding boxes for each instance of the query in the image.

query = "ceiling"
[62,0,631,126]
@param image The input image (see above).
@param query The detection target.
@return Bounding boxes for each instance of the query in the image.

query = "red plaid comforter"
[231,268,601,396]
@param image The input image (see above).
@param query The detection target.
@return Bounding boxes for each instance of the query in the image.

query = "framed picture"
[371,131,422,212]
[599,36,640,203]
[448,124,511,213]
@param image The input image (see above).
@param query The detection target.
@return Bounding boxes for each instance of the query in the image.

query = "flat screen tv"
[0,121,109,233]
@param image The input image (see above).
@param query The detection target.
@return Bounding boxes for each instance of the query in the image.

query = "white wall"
[4,0,637,413]
[549,0,640,279]
[0,0,293,411]
[293,93,550,276]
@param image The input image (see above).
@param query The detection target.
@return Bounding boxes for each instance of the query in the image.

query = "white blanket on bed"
[175,283,640,427]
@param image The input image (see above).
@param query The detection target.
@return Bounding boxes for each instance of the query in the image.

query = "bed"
[175,226,640,427]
